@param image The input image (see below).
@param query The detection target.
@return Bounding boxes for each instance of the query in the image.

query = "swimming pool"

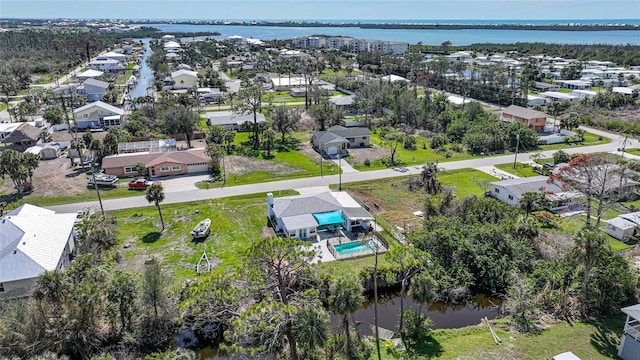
[333,240,379,256]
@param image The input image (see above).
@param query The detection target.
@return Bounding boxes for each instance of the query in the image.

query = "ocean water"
[141,22,640,45]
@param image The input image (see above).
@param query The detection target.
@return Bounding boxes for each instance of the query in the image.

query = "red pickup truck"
[128,178,154,190]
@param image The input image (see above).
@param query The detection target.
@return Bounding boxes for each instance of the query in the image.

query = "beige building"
[102,148,209,177]
[171,69,198,89]
[501,105,548,132]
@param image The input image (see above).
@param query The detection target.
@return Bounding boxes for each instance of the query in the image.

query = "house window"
[362,136,367,139]
[124,166,136,173]
[494,188,500,193]
[289,230,296,237]
[160,167,170,172]
[171,165,181,171]
[0,283,4,292]
[508,195,514,200]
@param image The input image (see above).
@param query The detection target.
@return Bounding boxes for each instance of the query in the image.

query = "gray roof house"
[267,191,373,240]
[312,125,370,157]
[488,176,581,207]
[604,212,640,241]
[78,78,110,102]
[206,111,266,131]
[329,95,356,112]
[0,204,76,297]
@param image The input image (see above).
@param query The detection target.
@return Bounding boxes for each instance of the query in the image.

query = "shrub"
[363,159,371,167]
[403,135,417,150]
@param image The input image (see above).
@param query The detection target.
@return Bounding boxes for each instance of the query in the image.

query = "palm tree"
[146,183,165,232]
[573,227,605,316]
[329,276,363,357]
[293,306,329,358]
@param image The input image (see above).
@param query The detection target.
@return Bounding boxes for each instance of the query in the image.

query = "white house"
[619,304,640,360]
[267,191,373,240]
[73,101,125,129]
[604,212,640,241]
[88,59,122,72]
[76,69,104,82]
[0,204,77,297]
[572,89,598,99]
[488,176,578,207]
[206,111,266,130]
[540,91,580,103]
[170,69,198,89]
[96,51,127,63]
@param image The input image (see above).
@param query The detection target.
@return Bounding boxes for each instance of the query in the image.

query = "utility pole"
[222,155,226,187]
[320,152,323,177]
[513,133,520,170]
[338,152,342,191]
[620,134,629,160]
[92,166,104,215]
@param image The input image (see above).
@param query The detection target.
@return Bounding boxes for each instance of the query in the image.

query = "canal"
[128,38,156,101]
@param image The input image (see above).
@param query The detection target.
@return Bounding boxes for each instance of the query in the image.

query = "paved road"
[47,126,632,213]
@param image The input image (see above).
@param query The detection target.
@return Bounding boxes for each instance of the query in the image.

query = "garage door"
[188,164,209,173]
[327,146,338,155]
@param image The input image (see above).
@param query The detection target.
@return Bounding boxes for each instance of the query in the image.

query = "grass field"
[197,132,339,188]
[353,131,609,171]
[16,186,145,207]
[495,162,540,177]
[113,190,298,282]
[376,315,624,359]
[333,169,498,231]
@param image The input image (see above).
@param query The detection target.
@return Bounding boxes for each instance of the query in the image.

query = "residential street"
[47,125,635,213]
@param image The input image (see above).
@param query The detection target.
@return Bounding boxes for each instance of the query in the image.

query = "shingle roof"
[207,111,266,126]
[272,192,342,218]
[490,176,565,198]
[102,148,208,169]
[502,105,548,120]
[1,123,41,144]
[83,78,109,89]
[327,125,371,137]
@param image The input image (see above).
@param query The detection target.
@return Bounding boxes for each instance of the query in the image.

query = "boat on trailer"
[190,218,211,239]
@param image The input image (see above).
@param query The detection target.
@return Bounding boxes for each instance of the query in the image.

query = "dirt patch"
[347,145,389,165]
[534,231,574,259]
[0,155,90,198]
[225,155,297,175]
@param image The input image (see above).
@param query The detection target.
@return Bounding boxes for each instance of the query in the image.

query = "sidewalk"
[332,158,358,173]
[474,165,520,180]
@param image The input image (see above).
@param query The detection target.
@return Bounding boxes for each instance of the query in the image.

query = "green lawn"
[624,148,640,156]
[113,190,298,282]
[197,132,339,188]
[262,91,304,104]
[354,131,609,171]
[332,169,497,231]
[0,104,6,112]
[352,134,476,170]
[376,315,624,360]
[16,186,144,207]
[495,162,540,177]
[316,254,390,278]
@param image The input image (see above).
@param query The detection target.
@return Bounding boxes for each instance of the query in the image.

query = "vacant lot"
[113,191,297,282]
[336,169,499,232]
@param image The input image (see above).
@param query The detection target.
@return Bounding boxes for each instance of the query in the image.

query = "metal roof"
[0,205,76,283]
[73,101,124,115]
[282,214,318,230]
[622,304,640,321]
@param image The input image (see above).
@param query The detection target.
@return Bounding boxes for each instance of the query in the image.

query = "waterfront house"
[267,191,373,239]
[170,69,198,89]
[73,101,125,129]
[76,69,104,82]
[77,78,110,102]
[0,204,76,297]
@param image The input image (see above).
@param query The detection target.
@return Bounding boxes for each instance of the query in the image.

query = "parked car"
[128,178,154,190]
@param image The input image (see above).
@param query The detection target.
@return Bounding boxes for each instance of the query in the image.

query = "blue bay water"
[141,21,640,45]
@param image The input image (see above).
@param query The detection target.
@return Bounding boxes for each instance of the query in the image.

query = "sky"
[1,0,639,21]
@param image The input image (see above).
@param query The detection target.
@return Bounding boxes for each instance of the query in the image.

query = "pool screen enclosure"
[313,210,344,229]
